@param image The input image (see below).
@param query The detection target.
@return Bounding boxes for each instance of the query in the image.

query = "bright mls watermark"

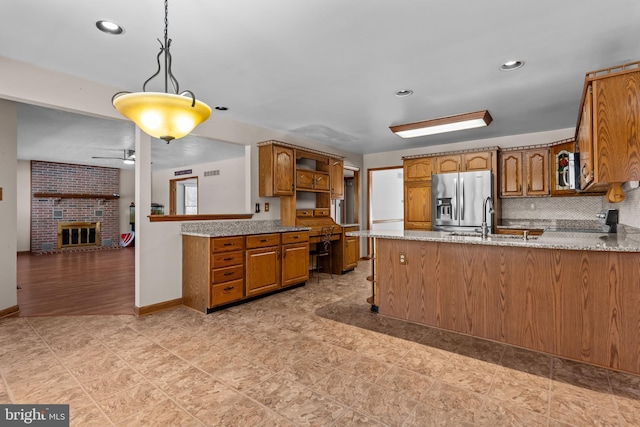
[1,405,69,426]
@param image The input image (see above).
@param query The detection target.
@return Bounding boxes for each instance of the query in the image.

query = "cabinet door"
[577,88,594,190]
[462,152,492,171]
[272,145,295,196]
[500,152,523,197]
[436,155,461,173]
[343,235,359,271]
[296,169,314,190]
[246,247,280,296]
[550,141,575,195]
[593,73,640,184]
[314,172,331,191]
[404,158,433,181]
[525,149,550,196]
[331,160,344,199]
[404,181,432,230]
[281,243,309,287]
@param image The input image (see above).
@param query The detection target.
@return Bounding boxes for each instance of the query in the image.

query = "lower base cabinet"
[246,246,280,297]
[182,231,310,313]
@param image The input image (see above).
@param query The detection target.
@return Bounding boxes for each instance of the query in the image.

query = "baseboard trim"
[134,298,183,317]
[17,251,30,256]
[0,305,20,318]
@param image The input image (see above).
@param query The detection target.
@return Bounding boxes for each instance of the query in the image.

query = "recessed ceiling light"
[96,20,124,35]
[214,106,229,111]
[499,60,524,71]
[395,89,413,97]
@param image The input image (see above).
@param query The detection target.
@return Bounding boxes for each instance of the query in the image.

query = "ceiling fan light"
[390,110,493,138]
[113,92,211,142]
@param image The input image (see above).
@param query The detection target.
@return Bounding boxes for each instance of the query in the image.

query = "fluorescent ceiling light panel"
[390,110,493,138]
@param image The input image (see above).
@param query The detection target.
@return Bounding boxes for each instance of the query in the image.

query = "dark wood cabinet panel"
[404,181,432,230]
[404,158,433,181]
[500,152,523,196]
[259,143,295,197]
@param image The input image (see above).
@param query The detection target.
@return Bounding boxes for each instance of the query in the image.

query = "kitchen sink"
[448,232,538,240]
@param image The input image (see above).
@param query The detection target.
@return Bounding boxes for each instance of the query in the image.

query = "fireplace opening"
[58,222,101,248]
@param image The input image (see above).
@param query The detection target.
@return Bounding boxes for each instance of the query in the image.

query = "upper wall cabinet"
[550,140,576,196]
[577,62,640,194]
[434,151,493,174]
[404,158,433,181]
[259,142,295,197]
[500,149,549,197]
[331,159,344,199]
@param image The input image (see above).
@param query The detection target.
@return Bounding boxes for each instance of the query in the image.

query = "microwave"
[568,152,580,190]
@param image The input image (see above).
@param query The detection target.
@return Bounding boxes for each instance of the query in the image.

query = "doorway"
[170,177,198,215]
[334,166,359,225]
[367,166,404,254]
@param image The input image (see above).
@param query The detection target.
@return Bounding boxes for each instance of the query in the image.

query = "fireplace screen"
[57,222,101,248]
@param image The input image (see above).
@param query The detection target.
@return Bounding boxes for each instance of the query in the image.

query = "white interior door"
[369,168,404,231]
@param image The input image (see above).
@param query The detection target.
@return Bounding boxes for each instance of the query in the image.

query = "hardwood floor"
[16,248,135,316]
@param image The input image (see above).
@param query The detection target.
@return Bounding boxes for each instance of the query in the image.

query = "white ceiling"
[3,0,640,163]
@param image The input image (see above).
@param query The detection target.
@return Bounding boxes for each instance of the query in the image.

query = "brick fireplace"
[31,161,119,252]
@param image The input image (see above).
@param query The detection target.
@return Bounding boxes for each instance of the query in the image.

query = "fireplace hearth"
[57,222,101,248]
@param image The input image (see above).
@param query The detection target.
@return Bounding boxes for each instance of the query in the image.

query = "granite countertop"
[347,225,640,253]
[181,220,310,238]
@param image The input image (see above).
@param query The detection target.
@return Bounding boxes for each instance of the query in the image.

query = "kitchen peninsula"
[349,228,640,375]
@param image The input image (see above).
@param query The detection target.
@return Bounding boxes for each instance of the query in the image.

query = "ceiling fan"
[92,149,136,164]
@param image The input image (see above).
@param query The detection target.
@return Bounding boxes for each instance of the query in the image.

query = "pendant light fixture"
[112,0,211,143]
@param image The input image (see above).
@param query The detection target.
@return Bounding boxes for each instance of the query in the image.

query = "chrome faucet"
[481,196,494,238]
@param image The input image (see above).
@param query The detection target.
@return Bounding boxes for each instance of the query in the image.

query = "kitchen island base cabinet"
[376,238,640,375]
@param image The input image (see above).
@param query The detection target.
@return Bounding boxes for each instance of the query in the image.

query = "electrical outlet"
[399,252,406,265]
[264,202,269,212]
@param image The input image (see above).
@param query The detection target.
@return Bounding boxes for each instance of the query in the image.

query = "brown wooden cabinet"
[331,225,359,273]
[404,181,432,230]
[281,232,310,287]
[577,63,640,193]
[259,143,295,197]
[500,149,549,197]
[550,141,576,196]
[435,151,493,174]
[463,151,493,171]
[245,234,281,297]
[296,169,330,192]
[342,226,360,271]
[435,155,461,173]
[183,230,309,313]
[330,159,344,199]
[404,158,433,181]
[403,157,433,230]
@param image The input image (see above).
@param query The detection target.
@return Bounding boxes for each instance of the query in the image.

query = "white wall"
[0,99,18,311]
[151,156,247,214]
[16,160,30,252]
[119,169,135,235]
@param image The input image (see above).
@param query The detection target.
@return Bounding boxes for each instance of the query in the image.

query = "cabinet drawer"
[246,233,280,249]
[212,236,245,253]
[211,279,244,307]
[211,251,243,268]
[212,265,244,284]
[296,209,314,217]
[314,209,329,217]
[282,231,309,244]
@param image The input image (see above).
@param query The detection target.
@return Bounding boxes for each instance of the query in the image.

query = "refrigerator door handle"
[460,177,464,220]
[452,178,457,220]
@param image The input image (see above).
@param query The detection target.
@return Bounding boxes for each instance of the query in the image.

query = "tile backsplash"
[607,185,640,228]
[502,187,640,229]
[502,196,603,221]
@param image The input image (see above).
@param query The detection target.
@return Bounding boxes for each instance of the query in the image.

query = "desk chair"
[311,225,334,282]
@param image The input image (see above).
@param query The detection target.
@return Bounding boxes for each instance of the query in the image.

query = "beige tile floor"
[1,260,639,426]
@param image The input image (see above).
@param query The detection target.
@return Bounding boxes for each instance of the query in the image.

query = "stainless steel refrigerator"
[432,170,493,232]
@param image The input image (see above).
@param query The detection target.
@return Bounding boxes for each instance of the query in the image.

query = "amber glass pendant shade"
[113,92,211,142]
